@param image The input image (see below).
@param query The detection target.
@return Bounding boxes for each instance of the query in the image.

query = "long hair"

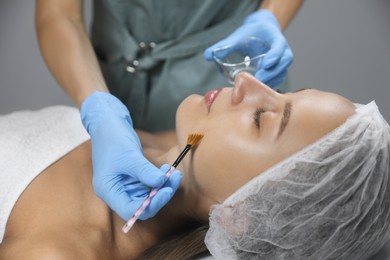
[137,224,209,260]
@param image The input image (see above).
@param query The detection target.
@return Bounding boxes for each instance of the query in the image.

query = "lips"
[204,89,223,112]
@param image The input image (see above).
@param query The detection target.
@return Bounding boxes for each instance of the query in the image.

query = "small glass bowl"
[212,37,270,84]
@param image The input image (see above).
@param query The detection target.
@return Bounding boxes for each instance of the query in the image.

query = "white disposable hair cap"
[205,101,390,260]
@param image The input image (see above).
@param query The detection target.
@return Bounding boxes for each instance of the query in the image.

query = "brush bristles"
[187,133,204,147]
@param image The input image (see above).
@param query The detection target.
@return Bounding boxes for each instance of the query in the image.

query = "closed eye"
[276,88,311,94]
[253,107,265,129]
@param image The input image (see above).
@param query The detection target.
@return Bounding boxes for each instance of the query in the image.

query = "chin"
[176,94,204,148]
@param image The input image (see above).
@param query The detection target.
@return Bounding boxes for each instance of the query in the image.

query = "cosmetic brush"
[122,133,204,233]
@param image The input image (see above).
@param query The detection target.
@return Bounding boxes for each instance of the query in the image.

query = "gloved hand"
[204,9,293,88]
[81,91,182,221]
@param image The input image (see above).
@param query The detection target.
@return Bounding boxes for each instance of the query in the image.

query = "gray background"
[0,0,389,122]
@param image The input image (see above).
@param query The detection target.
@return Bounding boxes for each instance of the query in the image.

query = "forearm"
[260,0,304,30]
[35,0,108,107]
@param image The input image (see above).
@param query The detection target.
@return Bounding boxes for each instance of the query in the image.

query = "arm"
[260,0,304,31]
[35,0,108,107]
[36,1,182,222]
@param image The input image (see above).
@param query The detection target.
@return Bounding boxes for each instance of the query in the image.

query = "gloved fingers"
[203,37,241,61]
[154,164,182,199]
[138,187,174,220]
[138,166,182,220]
[127,154,166,188]
[255,66,288,89]
[204,43,220,61]
[92,175,146,221]
[119,198,146,221]
[264,70,288,89]
[262,37,286,70]
[269,47,292,79]
[155,164,182,198]
[164,169,183,194]
[255,47,292,87]
[159,163,171,173]
[123,181,151,198]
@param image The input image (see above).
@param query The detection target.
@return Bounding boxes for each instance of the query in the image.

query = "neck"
[110,146,204,259]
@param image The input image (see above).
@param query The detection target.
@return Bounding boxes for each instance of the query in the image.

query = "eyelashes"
[253,107,265,129]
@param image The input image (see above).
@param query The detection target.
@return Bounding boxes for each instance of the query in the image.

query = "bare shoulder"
[0,239,83,260]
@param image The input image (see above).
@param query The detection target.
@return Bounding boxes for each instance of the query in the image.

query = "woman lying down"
[0,73,389,260]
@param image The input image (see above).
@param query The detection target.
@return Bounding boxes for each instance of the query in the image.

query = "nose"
[231,72,277,105]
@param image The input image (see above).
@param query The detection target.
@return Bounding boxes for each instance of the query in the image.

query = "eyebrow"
[276,102,292,139]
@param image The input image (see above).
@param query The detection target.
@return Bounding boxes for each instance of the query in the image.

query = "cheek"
[188,129,266,202]
[176,95,205,147]
[180,107,273,201]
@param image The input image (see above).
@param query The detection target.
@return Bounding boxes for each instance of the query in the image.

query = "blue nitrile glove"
[204,9,293,88]
[80,91,182,221]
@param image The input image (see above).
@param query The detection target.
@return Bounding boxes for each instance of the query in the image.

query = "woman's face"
[176,73,355,213]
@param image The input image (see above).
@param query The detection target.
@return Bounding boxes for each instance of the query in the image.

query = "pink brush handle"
[122,165,175,233]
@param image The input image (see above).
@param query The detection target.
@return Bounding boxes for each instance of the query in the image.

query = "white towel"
[0,106,90,242]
